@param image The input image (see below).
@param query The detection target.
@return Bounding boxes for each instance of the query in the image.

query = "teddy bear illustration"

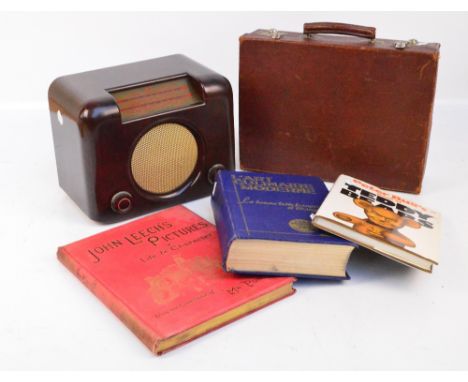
[333,198,421,248]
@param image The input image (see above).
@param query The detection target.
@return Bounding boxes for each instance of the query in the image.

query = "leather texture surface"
[239,26,440,193]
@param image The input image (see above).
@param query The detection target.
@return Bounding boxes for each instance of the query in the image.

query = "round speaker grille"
[130,123,198,195]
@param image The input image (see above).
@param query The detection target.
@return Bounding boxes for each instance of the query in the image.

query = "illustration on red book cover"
[58,206,295,354]
[145,255,224,305]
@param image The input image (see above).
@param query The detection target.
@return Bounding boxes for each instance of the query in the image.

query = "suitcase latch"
[394,39,419,49]
[269,29,282,39]
[258,28,283,39]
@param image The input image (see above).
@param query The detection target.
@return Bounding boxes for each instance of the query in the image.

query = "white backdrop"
[1,12,467,106]
[1,12,468,370]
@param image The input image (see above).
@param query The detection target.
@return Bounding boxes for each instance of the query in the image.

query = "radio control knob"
[111,191,133,214]
[208,164,225,184]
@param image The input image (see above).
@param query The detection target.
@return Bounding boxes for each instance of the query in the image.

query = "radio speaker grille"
[131,123,198,194]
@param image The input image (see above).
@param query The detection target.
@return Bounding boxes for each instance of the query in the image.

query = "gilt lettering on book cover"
[213,170,347,244]
[58,206,295,354]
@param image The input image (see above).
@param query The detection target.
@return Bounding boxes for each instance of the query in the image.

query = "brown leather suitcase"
[239,22,440,193]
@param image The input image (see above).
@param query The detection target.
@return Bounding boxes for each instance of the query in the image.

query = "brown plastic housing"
[239,24,440,193]
[49,54,234,222]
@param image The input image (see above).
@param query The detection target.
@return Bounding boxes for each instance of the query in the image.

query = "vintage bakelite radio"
[49,55,234,222]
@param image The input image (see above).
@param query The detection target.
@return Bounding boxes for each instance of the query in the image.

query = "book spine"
[211,173,237,270]
[57,246,162,354]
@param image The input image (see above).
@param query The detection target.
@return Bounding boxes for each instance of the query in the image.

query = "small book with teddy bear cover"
[312,175,441,273]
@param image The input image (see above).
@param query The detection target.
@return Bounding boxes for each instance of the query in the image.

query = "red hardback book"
[58,206,295,355]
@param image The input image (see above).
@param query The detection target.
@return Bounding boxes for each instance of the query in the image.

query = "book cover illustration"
[58,205,295,355]
[211,170,355,278]
[312,175,441,272]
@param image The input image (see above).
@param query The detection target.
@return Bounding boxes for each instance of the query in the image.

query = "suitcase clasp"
[394,39,419,49]
[257,29,283,40]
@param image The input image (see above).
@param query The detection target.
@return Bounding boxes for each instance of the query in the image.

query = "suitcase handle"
[303,22,376,39]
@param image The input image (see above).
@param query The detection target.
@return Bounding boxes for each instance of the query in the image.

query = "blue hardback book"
[211,170,356,279]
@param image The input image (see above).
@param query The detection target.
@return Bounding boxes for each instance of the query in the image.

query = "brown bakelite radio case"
[239,22,440,193]
[49,55,234,222]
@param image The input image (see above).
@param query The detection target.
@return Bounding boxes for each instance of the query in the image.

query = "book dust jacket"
[313,175,441,272]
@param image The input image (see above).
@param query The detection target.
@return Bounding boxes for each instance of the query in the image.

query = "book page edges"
[155,282,295,354]
[58,246,294,356]
[226,239,353,277]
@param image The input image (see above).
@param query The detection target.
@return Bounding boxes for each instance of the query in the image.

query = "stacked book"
[58,171,441,355]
